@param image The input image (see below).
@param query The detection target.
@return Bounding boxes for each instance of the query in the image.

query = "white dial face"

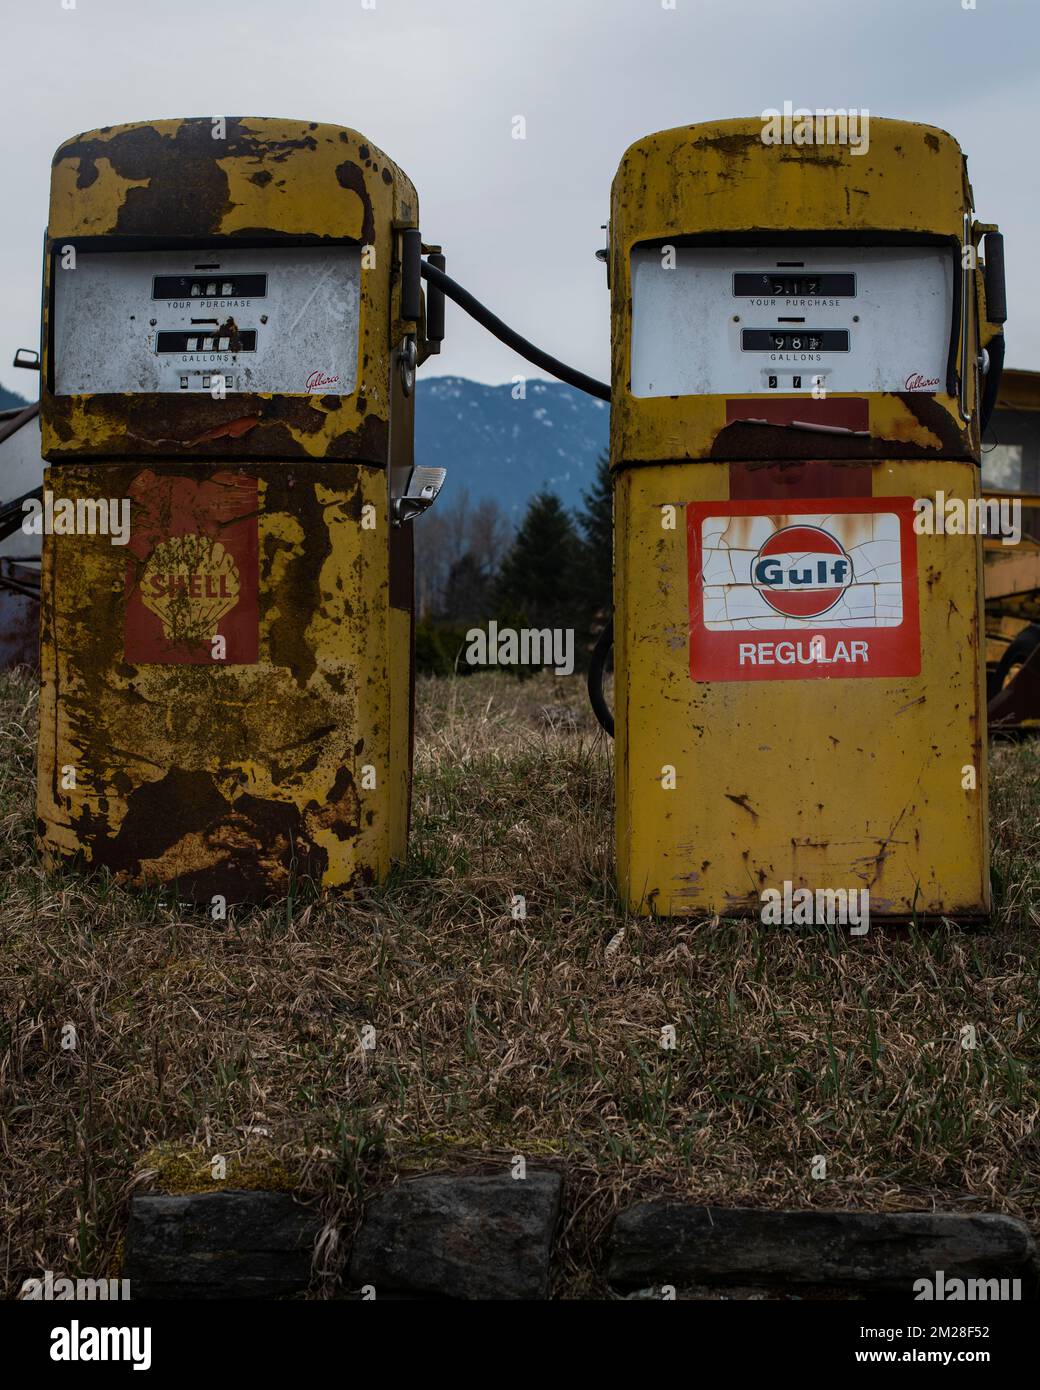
[630,243,952,398]
[53,245,361,396]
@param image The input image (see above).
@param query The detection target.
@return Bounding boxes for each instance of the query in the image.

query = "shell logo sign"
[125,471,259,665]
[140,535,242,646]
[687,498,920,682]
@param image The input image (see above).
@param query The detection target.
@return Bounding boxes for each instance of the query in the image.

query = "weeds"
[1,668,1038,1296]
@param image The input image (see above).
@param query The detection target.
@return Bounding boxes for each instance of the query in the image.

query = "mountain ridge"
[413,375,608,517]
[0,375,609,516]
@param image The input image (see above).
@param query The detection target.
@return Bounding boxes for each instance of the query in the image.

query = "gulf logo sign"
[687,498,920,682]
[751,525,853,619]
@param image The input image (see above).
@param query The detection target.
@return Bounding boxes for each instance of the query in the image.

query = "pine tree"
[576,453,613,617]
[494,491,581,630]
[442,551,492,623]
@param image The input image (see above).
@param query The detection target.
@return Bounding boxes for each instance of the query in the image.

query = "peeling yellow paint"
[609,118,983,467]
[37,118,419,900]
[610,118,992,919]
[51,157,151,233]
[42,118,418,463]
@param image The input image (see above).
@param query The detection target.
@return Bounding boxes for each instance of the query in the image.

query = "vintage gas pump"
[37,118,443,899]
[608,117,1006,918]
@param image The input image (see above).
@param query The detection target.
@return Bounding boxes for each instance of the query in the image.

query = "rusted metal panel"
[37,118,420,900]
[41,118,419,464]
[985,549,1040,604]
[0,562,39,669]
[988,643,1040,730]
[995,368,1040,414]
[38,461,403,900]
[610,118,994,919]
[614,458,989,918]
[609,119,984,470]
[0,405,43,669]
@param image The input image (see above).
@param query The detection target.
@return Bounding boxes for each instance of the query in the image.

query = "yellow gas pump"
[37,117,444,900]
[607,117,1006,919]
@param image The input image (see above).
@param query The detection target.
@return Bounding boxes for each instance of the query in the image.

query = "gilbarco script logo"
[306,370,339,391]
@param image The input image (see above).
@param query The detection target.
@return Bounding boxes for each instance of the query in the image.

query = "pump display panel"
[52,245,362,396]
[630,243,953,398]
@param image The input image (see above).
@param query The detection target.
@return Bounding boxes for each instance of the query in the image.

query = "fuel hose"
[419,260,616,735]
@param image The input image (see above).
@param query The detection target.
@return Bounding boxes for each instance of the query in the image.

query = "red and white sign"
[125,470,259,665]
[687,498,920,682]
[751,524,854,618]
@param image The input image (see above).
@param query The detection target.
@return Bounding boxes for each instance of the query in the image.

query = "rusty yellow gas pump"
[608,117,1006,919]
[37,117,444,900]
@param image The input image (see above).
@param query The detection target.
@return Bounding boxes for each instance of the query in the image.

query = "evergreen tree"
[494,490,581,630]
[575,452,613,617]
[441,550,492,623]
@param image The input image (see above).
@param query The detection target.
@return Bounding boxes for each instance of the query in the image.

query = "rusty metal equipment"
[37,117,443,900]
[607,116,1005,919]
[0,400,42,669]
[983,370,1040,731]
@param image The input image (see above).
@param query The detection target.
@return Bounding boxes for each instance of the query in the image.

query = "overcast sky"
[1,0,1037,396]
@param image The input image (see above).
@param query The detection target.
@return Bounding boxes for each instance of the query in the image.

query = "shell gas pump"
[607,117,1006,919]
[37,117,445,900]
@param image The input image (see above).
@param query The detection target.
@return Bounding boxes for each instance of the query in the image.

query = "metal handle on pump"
[959,212,974,423]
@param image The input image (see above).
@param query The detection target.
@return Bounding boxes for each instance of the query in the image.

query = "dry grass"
[1,666,1039,1298]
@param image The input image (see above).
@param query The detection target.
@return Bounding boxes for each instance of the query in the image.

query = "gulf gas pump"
[607,117,1006,919]
[37,118,444,900]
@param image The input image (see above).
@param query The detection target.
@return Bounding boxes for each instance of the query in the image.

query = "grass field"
[1,666,1038,1297]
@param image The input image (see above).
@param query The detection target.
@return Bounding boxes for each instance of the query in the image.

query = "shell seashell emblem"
[140,534,241,646]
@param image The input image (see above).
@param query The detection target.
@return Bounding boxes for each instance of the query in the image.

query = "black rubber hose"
[420,261,611,403]
[992,623,1040,692]
[980,333,1006,436]
[587,617,614,737]
[417,258,614,729]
